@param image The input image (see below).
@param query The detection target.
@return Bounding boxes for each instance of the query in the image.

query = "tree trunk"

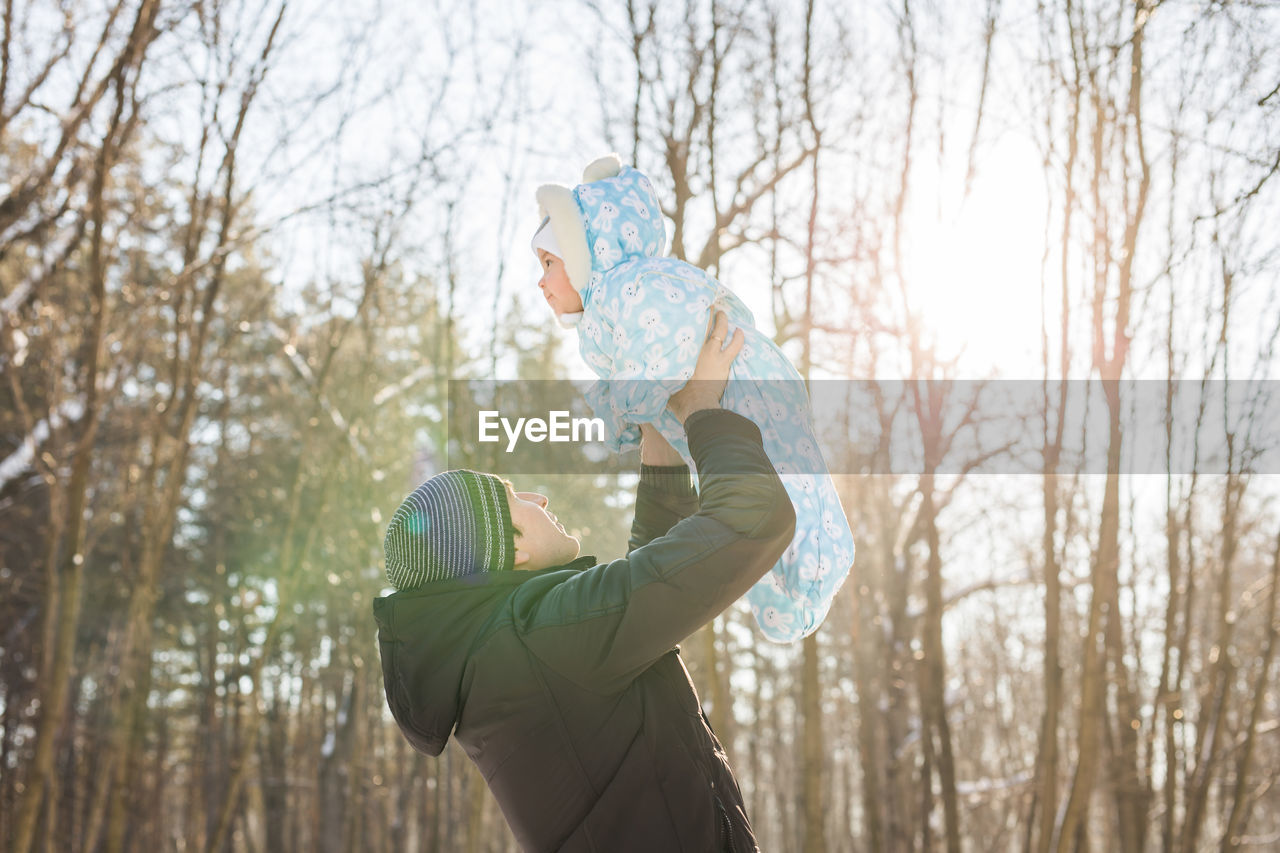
[1220,531,1280,850]
[801,633,827,853]
[850,582,886,852]
[919,468,961,853]
[4,0,152,834]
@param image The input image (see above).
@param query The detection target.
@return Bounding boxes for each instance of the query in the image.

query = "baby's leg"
[745,474,853,642]
[724,375,855,641]
[746,578,812,644]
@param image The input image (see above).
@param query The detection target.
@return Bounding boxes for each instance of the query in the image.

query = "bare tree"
[5,4,162,850]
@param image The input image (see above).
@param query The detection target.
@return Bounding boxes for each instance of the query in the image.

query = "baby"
[530,154,853,643]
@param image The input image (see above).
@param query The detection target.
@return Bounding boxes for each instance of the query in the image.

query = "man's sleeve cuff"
[639,464,696,497]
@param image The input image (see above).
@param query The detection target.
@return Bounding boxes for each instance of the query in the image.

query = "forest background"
[2,0,1279,851]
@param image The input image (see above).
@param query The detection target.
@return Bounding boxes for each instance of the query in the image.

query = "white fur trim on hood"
[535,184,591,294]
[533,154,626,294]
[555,311,584,329]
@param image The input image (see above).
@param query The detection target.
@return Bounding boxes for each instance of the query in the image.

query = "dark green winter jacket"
[372,409,796,852]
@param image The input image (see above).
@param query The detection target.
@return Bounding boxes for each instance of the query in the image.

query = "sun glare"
[905,137,1049,376]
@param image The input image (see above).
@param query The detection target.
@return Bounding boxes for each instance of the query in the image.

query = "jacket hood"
[372,572,526,756]
[373,557,596,756]
[535,155,667,300]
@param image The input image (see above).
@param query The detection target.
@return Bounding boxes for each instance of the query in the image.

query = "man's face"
[536,250,584,315]
[505,483,581,571]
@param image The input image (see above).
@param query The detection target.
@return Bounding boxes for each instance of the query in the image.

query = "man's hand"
[667,311,744,424]
[639,423,685,466]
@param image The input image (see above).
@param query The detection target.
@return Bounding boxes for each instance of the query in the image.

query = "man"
[373,314,794,851]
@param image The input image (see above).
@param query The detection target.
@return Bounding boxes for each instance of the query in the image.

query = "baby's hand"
[667,311,744,424]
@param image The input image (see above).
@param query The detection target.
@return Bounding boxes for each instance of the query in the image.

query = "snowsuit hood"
[534,154,667,304]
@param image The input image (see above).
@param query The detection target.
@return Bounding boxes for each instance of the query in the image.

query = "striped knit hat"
[383,470,516,590]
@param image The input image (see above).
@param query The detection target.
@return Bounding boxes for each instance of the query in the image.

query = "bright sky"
[227,0,1273,388]
[902,135,1050,376]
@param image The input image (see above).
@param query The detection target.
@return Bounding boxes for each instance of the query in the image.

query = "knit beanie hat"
[383,470,516,590]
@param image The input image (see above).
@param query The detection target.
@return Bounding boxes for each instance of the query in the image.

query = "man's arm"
[512,408,794,692]
[624,308,742,553]
[627,424,698,553]
[511,312,795,691]
[511,317,799,694]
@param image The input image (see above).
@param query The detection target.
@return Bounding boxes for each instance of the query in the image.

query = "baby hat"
[533,154,623,292]
[383,470,516,590]
[530,216,562,259]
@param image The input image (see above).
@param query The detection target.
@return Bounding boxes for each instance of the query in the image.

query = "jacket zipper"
[714,793,736,853]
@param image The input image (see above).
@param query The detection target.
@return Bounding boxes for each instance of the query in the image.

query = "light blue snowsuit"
[564,164,854,642]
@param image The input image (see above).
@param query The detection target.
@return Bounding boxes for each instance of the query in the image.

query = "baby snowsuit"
[535,155,854,642]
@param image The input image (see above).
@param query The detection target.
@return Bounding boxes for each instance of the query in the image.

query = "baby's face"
[536,250,583,315]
